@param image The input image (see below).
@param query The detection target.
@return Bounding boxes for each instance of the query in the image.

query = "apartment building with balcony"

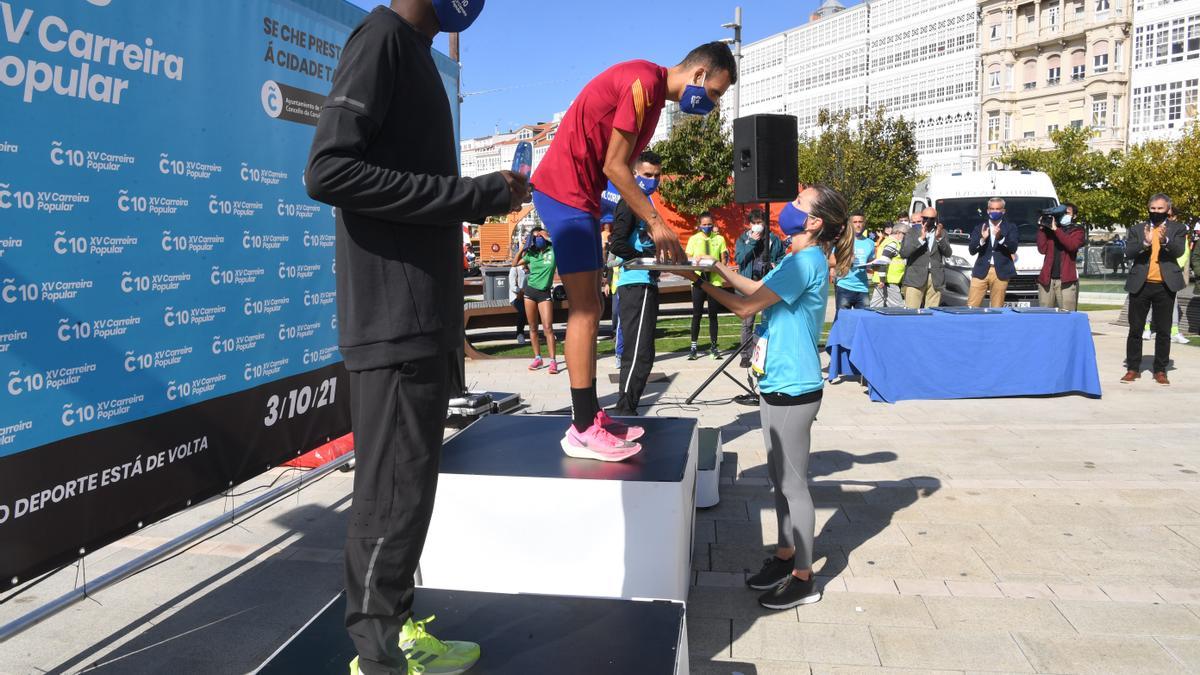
[979,0,1132,167]
[1128,0,1200,143]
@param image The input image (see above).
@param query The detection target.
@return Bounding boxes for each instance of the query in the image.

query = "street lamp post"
[722,6,742,120]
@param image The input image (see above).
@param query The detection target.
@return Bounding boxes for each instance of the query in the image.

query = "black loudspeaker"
[733,114,799,204]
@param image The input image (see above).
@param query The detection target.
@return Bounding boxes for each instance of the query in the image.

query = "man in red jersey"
[531,42,737,460]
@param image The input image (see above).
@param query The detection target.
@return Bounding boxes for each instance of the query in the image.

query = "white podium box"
[420,415,698,603]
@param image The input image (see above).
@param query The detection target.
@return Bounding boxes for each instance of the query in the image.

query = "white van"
[910,170,1060,306]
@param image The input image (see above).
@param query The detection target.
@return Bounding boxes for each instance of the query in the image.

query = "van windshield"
[934,197,1058,244]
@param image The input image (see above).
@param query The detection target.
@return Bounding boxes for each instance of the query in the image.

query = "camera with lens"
[1038,204,1068,228]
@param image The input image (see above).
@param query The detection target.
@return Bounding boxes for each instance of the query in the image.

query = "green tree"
[1111,121,1200,223]
[651,109,734,216]
[998,126,1124,228]
[795,107,921,225]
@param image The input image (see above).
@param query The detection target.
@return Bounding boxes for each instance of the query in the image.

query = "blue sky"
[345,0,847,138]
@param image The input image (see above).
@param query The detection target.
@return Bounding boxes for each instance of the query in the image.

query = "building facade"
[1128,0,1200,144]
[978,0,1133,167]
[728,0,980,174]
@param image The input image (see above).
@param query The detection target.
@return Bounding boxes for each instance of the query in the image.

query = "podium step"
[255,588,686,675]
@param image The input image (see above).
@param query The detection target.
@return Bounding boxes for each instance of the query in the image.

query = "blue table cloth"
[826,309,1102,403]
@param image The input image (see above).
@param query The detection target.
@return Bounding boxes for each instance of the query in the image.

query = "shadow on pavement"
[56,498,349,675]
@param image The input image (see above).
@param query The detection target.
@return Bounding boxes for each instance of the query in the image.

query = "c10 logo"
[163,307,192,327]
[54,231,87,254]
[121,271,150,293]
[166,380,193,401]
[208,196,233,215]
[161,232,188,251]
[159,155,186,176]
[117,190,148,213]
[50,141,84,167]
[212,336,236,354]
[57,319,91,341]
[61,402,96,427]
[7,370,44,396]
[2,280,38,303]
[0,184,34,209]
[124,351,153,372]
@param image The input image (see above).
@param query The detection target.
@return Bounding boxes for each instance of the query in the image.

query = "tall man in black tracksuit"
[609,152,663,416]
[304,2,528,673]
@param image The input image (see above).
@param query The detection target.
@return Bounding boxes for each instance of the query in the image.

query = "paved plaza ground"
[2,308,1198,674]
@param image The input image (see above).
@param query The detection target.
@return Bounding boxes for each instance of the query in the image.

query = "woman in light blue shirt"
[689,184,851,611]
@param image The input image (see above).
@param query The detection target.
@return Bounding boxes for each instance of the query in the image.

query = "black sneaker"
[746,556,793,590]
[688,347,700,360]
[758,574,822,610]
[710,345,721,360]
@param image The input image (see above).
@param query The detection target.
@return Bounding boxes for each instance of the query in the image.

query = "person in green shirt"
[685,212,729,359]
[518,227,559,373]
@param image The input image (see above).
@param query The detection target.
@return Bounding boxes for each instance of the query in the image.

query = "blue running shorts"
[532,190,603,275]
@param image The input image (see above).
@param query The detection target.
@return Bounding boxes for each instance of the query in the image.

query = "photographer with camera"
[1036,202,1085,311]
[735,209,785,367]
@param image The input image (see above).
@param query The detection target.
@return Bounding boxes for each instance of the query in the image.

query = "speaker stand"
[685,335,758,405]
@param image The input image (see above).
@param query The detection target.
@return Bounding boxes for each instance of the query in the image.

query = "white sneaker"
[1142,329,1152,341]
[1170,333,1189,344]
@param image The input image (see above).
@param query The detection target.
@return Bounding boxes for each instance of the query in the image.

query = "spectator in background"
[1036,202,1085,311]
[735,208,785,367]
[508,244,528,344]
[517,227,560,374]
[900,207,951,308]
[687,212,729,360]
[600,214,624,368]
[968,197,1020,307]
[834,212,875,319]
[1122,194,1188,386]
[870,223,907,307]
[1192,222,1200,293]
[609,151,664,415]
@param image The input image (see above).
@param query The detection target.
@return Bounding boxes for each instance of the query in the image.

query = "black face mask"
[1148,211,1168,225]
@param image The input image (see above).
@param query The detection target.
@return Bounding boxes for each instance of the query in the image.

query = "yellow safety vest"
[884,238,906,284]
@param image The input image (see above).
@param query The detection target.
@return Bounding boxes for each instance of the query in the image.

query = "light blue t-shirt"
[759,247,829,396]
[835,235,875,293]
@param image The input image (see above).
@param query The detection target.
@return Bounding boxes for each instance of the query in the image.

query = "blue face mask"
[534,235,546,248]
[779,202,810,236]
[988,210,1003,221]
[432,0,485,33]
[635,175,658,196]
[680,72,716,116]
[700,225,714,235]
[1060,214,1072,226]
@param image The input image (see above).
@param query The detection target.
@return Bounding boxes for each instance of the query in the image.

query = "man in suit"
[1122,193,1189,386]
[900,206,952,308]
[967,197,1020,307]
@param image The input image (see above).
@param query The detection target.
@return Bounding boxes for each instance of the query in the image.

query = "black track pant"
[1125,282,1175,373]
[345,353,450,675]
[690,285,720,346]
[615,284,658,414]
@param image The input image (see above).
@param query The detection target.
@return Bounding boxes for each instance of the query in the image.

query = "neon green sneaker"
[347,616,479,675]
[400,615,480,674]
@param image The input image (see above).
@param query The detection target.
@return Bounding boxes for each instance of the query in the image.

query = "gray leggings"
[759,396,821,571]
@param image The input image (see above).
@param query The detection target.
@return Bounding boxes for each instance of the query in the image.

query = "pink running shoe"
[561,422,642,462]
[548,361,560,375]
[528,356,544,371]
[595,410,644,442]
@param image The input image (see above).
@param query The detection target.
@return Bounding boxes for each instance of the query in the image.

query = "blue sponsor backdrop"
[0,0,459,456]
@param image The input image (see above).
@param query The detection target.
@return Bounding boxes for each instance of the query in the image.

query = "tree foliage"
[795,107,921,225]
[999,122,1200,228]
[651,109,734,217]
